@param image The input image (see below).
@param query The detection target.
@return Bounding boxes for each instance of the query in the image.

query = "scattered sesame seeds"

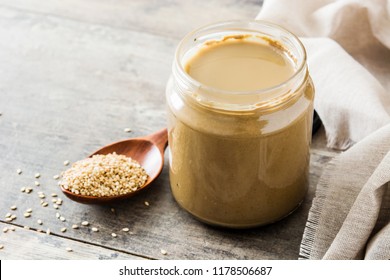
[20,187,26,192]
[9,227,15,231]
[24,213,31,218]
[60,216,66,222]
[10,205,17,210]
[63,160,70,166]
[34,173,41,178]
[66,247,72,252]
[39,194,45,199]
[34,181,40,186]
[122,227,130,232]
[0,245,3,250]
[124,128,132,133]
[53,174,60,180]
[3,227,8,233]
[26,208,33,213]
[81,221,89,226]
[46,229,51,235]
[111,208,115,213]
[24,226,30,230]
[56,213,60,219]
[51,193,58,197]
[5,213,11,218]
[91,227,98,232]
[61,227,67,233]
[111,233,117,238]
[160,249,168,255]
[72,224,79,229]
[41,202,48,207]
[37,219,43,225]
[53,204,59,209]
[16,169,22,174]
[144,201,150,207]
[25,188,33,194]
[10,214,16,220]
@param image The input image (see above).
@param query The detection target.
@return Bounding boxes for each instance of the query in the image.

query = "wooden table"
[0,0,339,260]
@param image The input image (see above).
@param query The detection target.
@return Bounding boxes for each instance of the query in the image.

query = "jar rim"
[175,20,307,97]
[172,20,310,112]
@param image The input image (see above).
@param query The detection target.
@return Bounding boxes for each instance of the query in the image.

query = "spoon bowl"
[60,128,168,204]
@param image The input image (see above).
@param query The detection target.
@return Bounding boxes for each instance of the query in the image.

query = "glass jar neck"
[172,20,308,112]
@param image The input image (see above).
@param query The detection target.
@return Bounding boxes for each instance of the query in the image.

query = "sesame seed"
[58,153,148,197]
[91,227,98,232]
[20,187,26,192]
[37,219,43,225]
[124,128,132,133]
[111,233,117,238]
[25,188,33,194]
[34,181,40,186]
[61,227,67,233]
[10,214,16,220]
[144,201,150,206]
[56,200,62,205]
[46,229,51,235]
[56,213,60,219]
[26,208,33,213]
[60,216,66,222]
[111,208,115,213]
[10,205,17,210]
[53,174,60,180]
[0,245,3,250]
[34,173,41,178]
[51,193,58,197]
[24,226,30,230]
[16,169,22,174]
[160,249,168,255]
[53,204,59,209]
[66,247,72,252]
[39,194,45,199]
[9,227,15,231]
[72,224,79,229]
[5,213,11,218]
[81,221,89,226]
[41,202,48,207]
[24,213,31,218]
[63,160,70,166]
[5,218,12,222]
[3,227,8,233]
[122,227,130,232]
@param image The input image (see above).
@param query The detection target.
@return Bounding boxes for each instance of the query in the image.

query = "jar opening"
[173,20,308,111]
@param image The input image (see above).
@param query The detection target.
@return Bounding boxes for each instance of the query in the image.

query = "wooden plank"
[0,0,262,39]
[0,222,146,259]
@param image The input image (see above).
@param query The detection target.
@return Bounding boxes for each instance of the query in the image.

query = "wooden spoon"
[60,128,168,204]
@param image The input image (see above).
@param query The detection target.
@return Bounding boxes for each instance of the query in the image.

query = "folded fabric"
[257,0,390,150]
[300,123,390,259]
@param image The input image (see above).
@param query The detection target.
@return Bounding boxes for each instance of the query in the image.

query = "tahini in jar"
[166,21,314,228]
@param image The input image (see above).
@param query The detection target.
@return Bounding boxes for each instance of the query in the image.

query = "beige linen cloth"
[257,0,390,259]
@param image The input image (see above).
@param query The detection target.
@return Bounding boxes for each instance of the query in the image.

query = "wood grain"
[0,222,145,260]
[0,0,336,260]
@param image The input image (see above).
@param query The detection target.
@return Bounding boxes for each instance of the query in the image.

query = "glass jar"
[166,21,314,228]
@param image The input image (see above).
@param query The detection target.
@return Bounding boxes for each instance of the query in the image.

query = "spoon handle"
[145,128,168,154]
